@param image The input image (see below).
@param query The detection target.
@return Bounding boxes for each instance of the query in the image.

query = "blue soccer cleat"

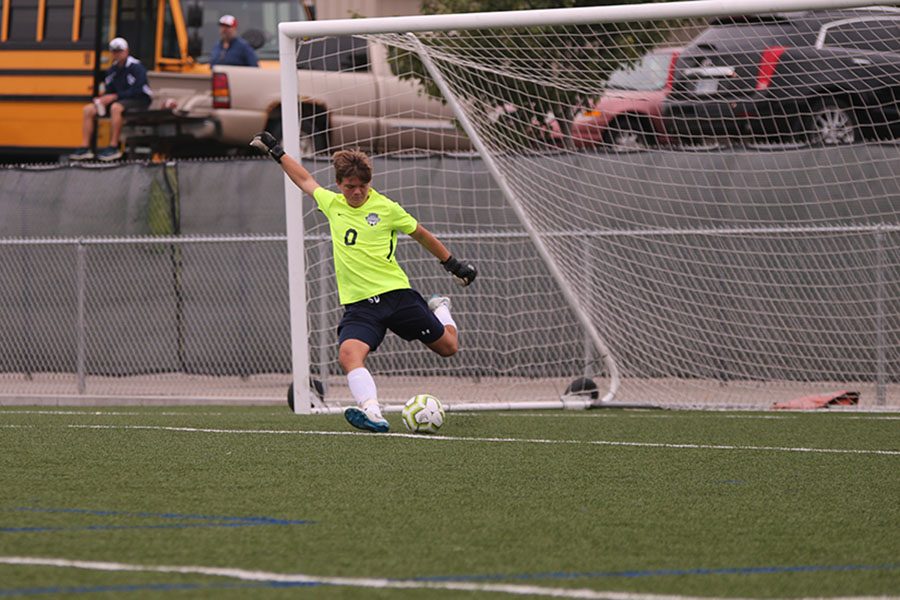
[344,406,389,433]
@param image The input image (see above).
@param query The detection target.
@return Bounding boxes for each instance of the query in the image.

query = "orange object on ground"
[772,390,859,410]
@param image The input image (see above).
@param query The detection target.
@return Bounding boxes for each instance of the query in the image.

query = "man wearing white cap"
[70,37,152,161]
[210,15,259,68]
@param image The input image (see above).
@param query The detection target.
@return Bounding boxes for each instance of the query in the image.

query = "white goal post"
[278,0,900,414]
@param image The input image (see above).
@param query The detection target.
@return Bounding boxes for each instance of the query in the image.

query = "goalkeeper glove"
[441,255,477,287]
[250,131,285,163]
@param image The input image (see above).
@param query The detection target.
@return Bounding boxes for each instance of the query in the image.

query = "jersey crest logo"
[366,213,380,226]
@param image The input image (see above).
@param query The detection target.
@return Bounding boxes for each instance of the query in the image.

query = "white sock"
[347,367,380,415]
[432,304,457,330]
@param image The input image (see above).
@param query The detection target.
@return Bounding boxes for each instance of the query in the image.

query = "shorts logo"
[367,295,380,304]
[366,213,380,226]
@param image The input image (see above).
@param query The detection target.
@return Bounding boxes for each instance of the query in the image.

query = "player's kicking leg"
[426,294,458,357]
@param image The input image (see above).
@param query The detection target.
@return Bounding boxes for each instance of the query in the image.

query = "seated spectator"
[70,37,152,161]
[210,15,259,68]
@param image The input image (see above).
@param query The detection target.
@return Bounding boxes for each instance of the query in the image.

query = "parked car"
[572,47,681,151]
[661,9,900,147]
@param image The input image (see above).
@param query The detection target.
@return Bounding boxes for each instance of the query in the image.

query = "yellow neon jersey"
[313,187,418,304]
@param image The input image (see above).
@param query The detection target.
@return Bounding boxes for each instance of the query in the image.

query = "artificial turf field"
[0,406,897,599]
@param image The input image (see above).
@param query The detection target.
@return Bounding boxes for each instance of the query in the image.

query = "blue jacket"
[104,56,152,102]
[210,36,259,67]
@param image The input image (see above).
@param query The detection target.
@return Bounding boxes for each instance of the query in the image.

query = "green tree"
[389,0,681,148]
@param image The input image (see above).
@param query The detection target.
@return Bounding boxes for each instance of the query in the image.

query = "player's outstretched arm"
[410,225,477,287]
[249,132,320,197]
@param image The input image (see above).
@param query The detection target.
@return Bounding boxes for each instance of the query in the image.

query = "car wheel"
[807,99,856,146]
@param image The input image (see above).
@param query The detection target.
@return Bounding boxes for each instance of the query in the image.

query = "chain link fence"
[0,236,292,402]
[2,152,900,408]
[0,233,589,405]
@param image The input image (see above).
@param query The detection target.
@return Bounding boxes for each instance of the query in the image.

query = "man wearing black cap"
[70,37,152,161]
[210,15,259,68]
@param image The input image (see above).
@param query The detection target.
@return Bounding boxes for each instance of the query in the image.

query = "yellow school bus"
[0,0,309,161]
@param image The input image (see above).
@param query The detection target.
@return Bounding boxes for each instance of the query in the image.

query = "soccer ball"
[401,394,445,434]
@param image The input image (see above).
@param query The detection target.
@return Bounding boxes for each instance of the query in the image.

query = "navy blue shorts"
[116,97,151,113]
[338,289,444,351]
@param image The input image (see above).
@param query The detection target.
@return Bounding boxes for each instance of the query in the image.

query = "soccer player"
[251,132,477,433]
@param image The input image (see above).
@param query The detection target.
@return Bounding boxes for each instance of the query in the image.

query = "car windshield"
[606,51,673,91]
[196,0,307,63]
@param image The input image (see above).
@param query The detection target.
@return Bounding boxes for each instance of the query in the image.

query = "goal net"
[279,0,900,412]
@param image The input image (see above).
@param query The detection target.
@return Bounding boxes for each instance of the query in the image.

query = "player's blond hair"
[332,149,373,183]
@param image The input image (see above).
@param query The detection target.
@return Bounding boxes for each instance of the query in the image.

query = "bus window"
[44,0,75,41]
[116,0,156,68]
[7,0,40,41]
[77,0,101,43]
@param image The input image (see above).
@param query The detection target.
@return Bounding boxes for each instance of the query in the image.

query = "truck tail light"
[212,72,231,109]
[755,46,785,90]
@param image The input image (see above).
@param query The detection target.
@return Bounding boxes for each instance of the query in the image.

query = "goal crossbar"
[278,0,897,38]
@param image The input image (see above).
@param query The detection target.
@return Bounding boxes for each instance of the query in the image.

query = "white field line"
[3,410,898,421]
[66,425,900,456]
[0,556,897,600]
[488,413,797,420]
[0,410,224,416]
[489,413,900,421]
[835,417,900,421]
[6,410,898,421]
